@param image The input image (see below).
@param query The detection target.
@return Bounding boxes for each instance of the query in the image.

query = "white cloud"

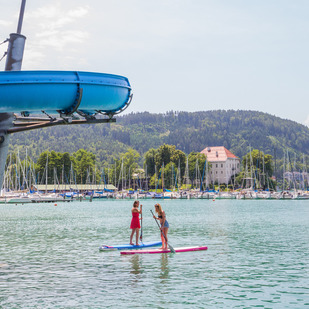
[26,4,89,42]
[28,4,89,29]
[0,20,12,27]
[20,3,90,66]
[22,48,46,70]
[67,6,88,19]
[34,30,88,51]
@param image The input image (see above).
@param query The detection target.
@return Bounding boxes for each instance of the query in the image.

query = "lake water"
[0,199,308,308]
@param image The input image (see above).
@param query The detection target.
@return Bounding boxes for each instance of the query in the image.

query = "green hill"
[9,110,309,164]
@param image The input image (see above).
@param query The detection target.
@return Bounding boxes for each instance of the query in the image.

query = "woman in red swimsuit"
[130,200,142,245]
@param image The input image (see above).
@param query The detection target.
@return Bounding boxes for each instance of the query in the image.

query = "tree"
[144,148,157,177]
[120,148,141,182]
[170,149,186,176]
[241,149,274,189]
[61,152,72,183]
[72,149,96,184]
[155,144,175,167]
[188,152,207,189]
[35,151,50,184]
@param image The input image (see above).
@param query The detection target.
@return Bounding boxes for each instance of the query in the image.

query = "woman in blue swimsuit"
[153,203,169,250]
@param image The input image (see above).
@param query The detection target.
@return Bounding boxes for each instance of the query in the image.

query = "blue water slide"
[0,70,132,116]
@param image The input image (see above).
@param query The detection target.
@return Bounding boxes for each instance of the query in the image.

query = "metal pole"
[17,0,27,34]
[5,0,27,71]
[0,0,27,193]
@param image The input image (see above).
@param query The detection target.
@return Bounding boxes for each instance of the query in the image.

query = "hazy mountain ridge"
[10,110,309,162]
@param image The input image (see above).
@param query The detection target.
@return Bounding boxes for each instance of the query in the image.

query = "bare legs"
[130,229,135,245]
[160,227,169,250]
[130,228,140,246]
[135,229,140,246]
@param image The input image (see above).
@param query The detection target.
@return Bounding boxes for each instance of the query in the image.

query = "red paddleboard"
[120,246,208,255]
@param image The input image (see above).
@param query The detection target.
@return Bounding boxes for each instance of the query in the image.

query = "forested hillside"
[9,110,309,164]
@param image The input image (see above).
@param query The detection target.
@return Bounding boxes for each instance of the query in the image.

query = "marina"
[2,145,308,203]
[1,188,308,204]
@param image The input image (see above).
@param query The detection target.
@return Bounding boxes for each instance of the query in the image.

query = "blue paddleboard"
[99,241,162,251]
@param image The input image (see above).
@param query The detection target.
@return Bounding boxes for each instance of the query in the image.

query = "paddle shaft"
[150,210,175,253]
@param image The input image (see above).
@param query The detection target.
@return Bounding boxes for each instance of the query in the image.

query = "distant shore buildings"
[201,146,240,185]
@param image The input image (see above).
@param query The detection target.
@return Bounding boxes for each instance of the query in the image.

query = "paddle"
[140,204,143,243]
[150,210,175,253]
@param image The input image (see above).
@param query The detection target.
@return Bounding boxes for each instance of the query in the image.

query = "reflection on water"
[127,251,170,282]
[0,263,8,268]
[0,263,8,266]
[159,254,169,280]
[129,255,142,275]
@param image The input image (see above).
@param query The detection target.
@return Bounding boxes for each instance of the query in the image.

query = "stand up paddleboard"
[120,246,208,255]
[99,241,162,251]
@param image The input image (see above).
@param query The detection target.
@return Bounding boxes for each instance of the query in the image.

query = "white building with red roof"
[200,146,240,185]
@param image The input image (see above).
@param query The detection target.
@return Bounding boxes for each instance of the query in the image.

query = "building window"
[216,164,218,168]
[221,164,223,168]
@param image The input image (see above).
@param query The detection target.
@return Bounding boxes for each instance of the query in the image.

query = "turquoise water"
[0,199,308,308]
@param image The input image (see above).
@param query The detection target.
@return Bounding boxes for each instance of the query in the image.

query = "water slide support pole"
[0,0,26,193]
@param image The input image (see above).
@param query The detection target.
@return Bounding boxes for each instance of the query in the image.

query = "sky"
[0,0,308,127]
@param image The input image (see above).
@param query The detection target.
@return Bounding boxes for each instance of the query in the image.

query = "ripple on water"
[0,199,309,308]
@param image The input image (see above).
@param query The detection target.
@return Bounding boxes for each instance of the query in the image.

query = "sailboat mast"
[162,162,164,196]
[45,153,48,193]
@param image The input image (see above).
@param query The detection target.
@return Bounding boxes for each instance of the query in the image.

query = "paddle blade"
[168,244,176,254]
